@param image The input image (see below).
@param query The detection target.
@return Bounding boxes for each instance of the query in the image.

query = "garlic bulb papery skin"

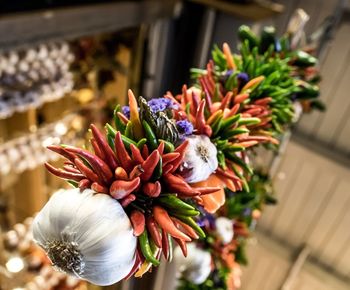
[32,188,137,286]
[175,243,212,285]
[181,135,218,183]
[215,217,234,245]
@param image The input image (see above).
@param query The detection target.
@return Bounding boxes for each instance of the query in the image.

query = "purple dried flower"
[237,72,249,84]
[225,69,234,77]
[148,98,177,113]
[243,207,252,217]
[121,106,130,119]
[176,120,194,135]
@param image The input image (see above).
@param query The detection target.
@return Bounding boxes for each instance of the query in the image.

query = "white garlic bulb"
[181,135,218,183]
[175,243,212,284]
[215,217,234,244]
[32,188,137,286]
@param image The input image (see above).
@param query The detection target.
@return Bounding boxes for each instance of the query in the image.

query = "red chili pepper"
[161,229,170,261]
[234,93,250,104]
[174,237,188,257]
[143,181,161,197]
[162,164,173,175]
[238,141,259,148]
[245,108,262,116]
[195,186,222,195]
[90,124,118,170]
[170,140,188,172]
[141,144,149,159]
[130,210,145,237]
[157,141,164,155]
[255,97,272,105]
[225,103,240,118]
[74,158,100,183]
[220,92,233,110]
[146,216,162,248]
[223,42,236,70]
[114,166,129,180]
[193,196,204,206]
[162,152,180,166]
[91,138,106,161]
[45,163,84,182]
[195,99,207,134]
[191,89,200,115]
[91,182,108,194]
[65,147,113,185]
[174,139,189,155]
[120,194,136,207]
[63,165,80,174]
[78,179,91,191]
[140,150,160,181]
[124,248,142,280]
[117,112,129,125]
[163,173,200,196]
[130,144,144,164]
[171,217,199,239]
[114,132,133,173]
[129,165,144,179]
[216,167,241,182]
[47,145,76,163]
[110,177,140,199]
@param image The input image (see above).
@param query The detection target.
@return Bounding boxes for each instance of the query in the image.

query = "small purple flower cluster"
[148,98,178,113]
[122,106,130,119]
[237,72,249,84]
[176,120,194,136]
[122,98,178,119]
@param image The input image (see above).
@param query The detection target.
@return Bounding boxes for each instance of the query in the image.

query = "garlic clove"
[180,135,218,184]
[174,243,212,285]
[215,217,234,244]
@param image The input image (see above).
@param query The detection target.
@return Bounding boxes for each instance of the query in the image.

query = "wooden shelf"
[0,1,177,51]
[190,0,284,21]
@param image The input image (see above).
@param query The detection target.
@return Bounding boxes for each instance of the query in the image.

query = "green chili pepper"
[238,25,260,49]
[67,180,78,188]
[139,230,160,266]
[142,120,158,150]
[222,127,250,139]
[113,104,126,133]
[220,114,241,132]
[158,195,197,212]
[152,156,163,181]
[211,115,223,136]
[226,152,254,175]
[136,138,147,149]
[107,134,115,150]
[124,122,134,139]
[217,150,226,169]
[237,117,260,126]
[158,139,174,153]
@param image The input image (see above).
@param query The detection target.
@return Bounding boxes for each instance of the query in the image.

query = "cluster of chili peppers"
[175,24,323,290]
[45,89,220,277]
[44,22,323,282]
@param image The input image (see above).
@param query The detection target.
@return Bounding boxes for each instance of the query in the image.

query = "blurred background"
[0,0,349,289]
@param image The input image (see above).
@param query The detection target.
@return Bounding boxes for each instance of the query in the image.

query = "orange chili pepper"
[153,206,191,242]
